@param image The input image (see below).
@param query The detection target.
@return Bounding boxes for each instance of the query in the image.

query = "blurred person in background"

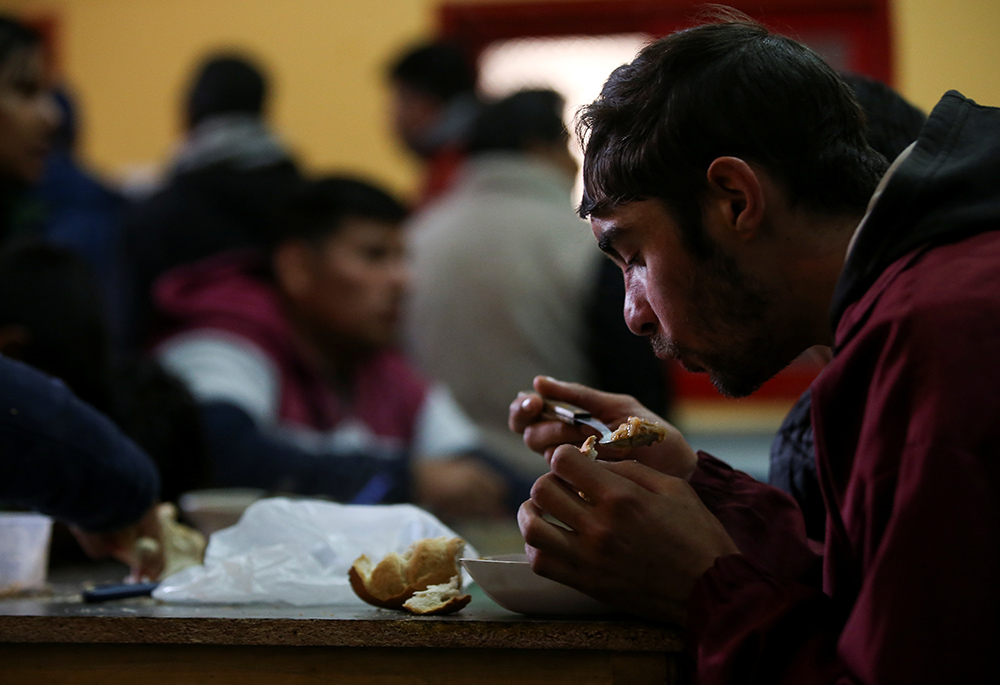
[404,88,671,483]
[0,242,210,508]
[30,85,131,355]
[0,20,131,356]
[0,13,163,581]
[0,351,166,581]
[0,14,59,243]
[153,176,521,523]
[385,39,481,206]
[123,51,304,351]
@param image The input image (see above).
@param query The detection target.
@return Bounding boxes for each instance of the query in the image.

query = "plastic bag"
[153,498,478,605]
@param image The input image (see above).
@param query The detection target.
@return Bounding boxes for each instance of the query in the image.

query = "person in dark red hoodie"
[509,13,1000,685]
[153,176,522,522]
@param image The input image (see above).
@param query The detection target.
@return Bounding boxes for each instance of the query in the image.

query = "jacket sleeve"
[198,401,412,505]
[0,355,159,532]
[690,453,821,585]
[685,455,848,684]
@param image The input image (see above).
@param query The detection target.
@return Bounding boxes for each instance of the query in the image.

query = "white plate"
[461,554,616,616]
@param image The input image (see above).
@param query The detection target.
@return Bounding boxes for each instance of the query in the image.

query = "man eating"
[510,12,1000,684]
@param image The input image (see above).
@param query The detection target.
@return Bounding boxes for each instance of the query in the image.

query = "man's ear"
[705,156,765,240]
[272,242,314,300]
[0,324,31,360]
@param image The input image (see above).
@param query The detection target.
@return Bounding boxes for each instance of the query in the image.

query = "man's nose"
[623,277,657,336]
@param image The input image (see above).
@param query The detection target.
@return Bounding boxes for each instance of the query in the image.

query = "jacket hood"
[831,91,1000,327]
[153,249,291,353]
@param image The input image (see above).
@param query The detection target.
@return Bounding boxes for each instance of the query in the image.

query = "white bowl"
[461,554,616,616]
[178,488,265,536]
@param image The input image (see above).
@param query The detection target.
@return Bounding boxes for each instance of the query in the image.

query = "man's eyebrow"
[596,225,625,256]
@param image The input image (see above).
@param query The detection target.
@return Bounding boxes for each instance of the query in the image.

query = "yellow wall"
[0,0,438,197]
[893,0,1000,111]
[1,0,999,201]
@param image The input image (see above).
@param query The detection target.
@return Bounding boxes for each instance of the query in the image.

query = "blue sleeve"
[198,401,412,505]
[0,355,160,531]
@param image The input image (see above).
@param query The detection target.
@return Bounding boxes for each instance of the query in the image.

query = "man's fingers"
[509,392,543,433]
[518,498,575,553]
[529,470,594,533]
[545,444,633,504]
[518,500,580,584]
[600,459,683,495]
[523,421,593,457]
[532,375,605,408]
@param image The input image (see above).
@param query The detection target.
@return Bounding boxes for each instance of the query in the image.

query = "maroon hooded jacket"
[685,92,1000,683]
[152,250,429,501]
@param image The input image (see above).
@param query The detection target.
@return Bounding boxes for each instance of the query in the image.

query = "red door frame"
[437,0,892,404]
[439,0,893,84]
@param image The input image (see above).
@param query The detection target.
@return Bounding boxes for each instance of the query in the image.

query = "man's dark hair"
[273,176,409,248]
[465,88,568,155]
[578,14,888,257]
[186,52,268,128]
[0,14,40,66]
[841,72,927,163]
[388,40,476,102]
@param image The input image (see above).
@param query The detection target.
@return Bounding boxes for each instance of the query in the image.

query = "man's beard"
[649,243,797,399]
[651,333,774,398]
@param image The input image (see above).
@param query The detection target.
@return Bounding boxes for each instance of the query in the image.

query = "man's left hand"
[518,444,739,624]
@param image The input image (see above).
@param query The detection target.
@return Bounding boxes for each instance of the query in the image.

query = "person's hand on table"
[414,456,509,522]
[509,375,698,480]
[69,503,166,582]
[518,444,739,624]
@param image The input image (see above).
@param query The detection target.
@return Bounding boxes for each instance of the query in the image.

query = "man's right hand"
[509,375,698,481]
[70,503,166,582]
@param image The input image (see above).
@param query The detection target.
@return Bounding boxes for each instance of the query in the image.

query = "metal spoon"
[539,399,618,445]
[540,399,667,449]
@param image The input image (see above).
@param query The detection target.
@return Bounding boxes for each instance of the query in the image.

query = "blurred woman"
[0,14,59,243]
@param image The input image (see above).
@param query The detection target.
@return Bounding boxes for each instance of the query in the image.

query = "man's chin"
[677,359,706,374]
[708,369,769,399]
[652,344,705,373]
[665,357,760,398]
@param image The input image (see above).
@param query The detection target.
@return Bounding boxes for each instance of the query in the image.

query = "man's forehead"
[590,199,660,232]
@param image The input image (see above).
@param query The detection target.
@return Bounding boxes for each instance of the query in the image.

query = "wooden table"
[0,567,689,684]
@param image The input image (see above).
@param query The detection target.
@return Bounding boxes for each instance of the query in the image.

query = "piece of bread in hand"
[578,417,669,459]
[349,536,470,613]
[403,576,472,615]
[605,416,668,448]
